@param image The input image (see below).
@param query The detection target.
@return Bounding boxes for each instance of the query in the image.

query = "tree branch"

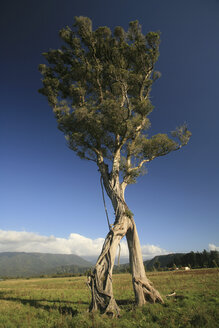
[140,67,153,101]
[122,143,183,185]
[90,42,104,103]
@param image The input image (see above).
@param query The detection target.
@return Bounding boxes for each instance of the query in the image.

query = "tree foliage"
[39,16,191,186]
[168,250,219,269]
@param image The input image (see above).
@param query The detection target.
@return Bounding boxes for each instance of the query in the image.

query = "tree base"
[88,273,120,317]
[88,271,163,317]
[87,209,164,316]
[133,277,164,305]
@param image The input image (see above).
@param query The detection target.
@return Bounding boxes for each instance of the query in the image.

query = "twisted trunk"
[88,215,132,316]
[88,163,130,316]
[88,161,163,316]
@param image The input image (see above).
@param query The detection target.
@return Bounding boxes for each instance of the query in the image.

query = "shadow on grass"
[117,299,135,306]
[116,299,136,311]
[0,294,89,317]
[1,293,137,314]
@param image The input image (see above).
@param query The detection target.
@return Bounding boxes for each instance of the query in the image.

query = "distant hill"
[113,254,185,273]
[144,250,219,270]
[114,253,184,273]
[0,252,92,278]
[144,253,185,270]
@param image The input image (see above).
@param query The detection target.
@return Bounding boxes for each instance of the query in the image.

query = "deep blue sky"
[1,0,219,256]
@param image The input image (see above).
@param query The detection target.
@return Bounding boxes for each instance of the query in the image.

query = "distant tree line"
[152,250,219,271]
[169,250,218,269]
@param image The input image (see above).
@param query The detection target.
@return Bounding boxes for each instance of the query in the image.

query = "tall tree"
[39,16,191,316]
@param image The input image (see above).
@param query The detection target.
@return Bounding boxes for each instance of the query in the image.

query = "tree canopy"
[39,16,191,186]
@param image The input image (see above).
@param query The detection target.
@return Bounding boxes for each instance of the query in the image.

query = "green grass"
[0,269,218,327]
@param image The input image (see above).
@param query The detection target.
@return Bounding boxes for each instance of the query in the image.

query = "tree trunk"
[88,166,163,316]
[88,215,132,316]
[126,220,164,305]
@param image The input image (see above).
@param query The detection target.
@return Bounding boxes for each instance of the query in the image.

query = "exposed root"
[87,206,164,316]
[133,277,164,305]
[88,271,120,317]
[104,297,120,317]
[87,228,124,317]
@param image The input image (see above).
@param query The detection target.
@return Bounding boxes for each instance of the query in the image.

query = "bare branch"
[140,67,153,101]
[90,42,104,103]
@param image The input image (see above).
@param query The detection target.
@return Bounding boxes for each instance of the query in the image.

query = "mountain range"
[0,252,92,278]
[1,250,217,278]
[0,252,180,278]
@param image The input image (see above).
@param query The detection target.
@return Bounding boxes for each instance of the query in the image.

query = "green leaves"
[39,17,191,185]
[171,124,192,146]
[142,134,178,159]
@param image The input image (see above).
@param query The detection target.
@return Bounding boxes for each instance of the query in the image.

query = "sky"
[1,0,219,261]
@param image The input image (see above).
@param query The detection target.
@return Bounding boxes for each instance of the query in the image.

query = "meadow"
[0,269,218,328]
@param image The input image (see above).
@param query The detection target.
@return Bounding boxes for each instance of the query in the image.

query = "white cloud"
[209,243,219,251]
[0,230,168,260]
[141,244,169,258]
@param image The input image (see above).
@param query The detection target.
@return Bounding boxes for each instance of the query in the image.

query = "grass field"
[0,269,218,327]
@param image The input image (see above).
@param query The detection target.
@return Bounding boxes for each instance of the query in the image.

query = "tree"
[39,16,191,316]
[202,249,209,268]
[210,250,219,268]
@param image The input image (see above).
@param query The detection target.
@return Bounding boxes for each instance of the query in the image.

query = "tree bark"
[88,167,163,316]
[126,221,164,305]
[88,215,132,316]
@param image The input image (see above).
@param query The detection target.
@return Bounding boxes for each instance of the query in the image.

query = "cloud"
[209,243,219,251]
[141,244,169,258]
[0,230,168,260]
